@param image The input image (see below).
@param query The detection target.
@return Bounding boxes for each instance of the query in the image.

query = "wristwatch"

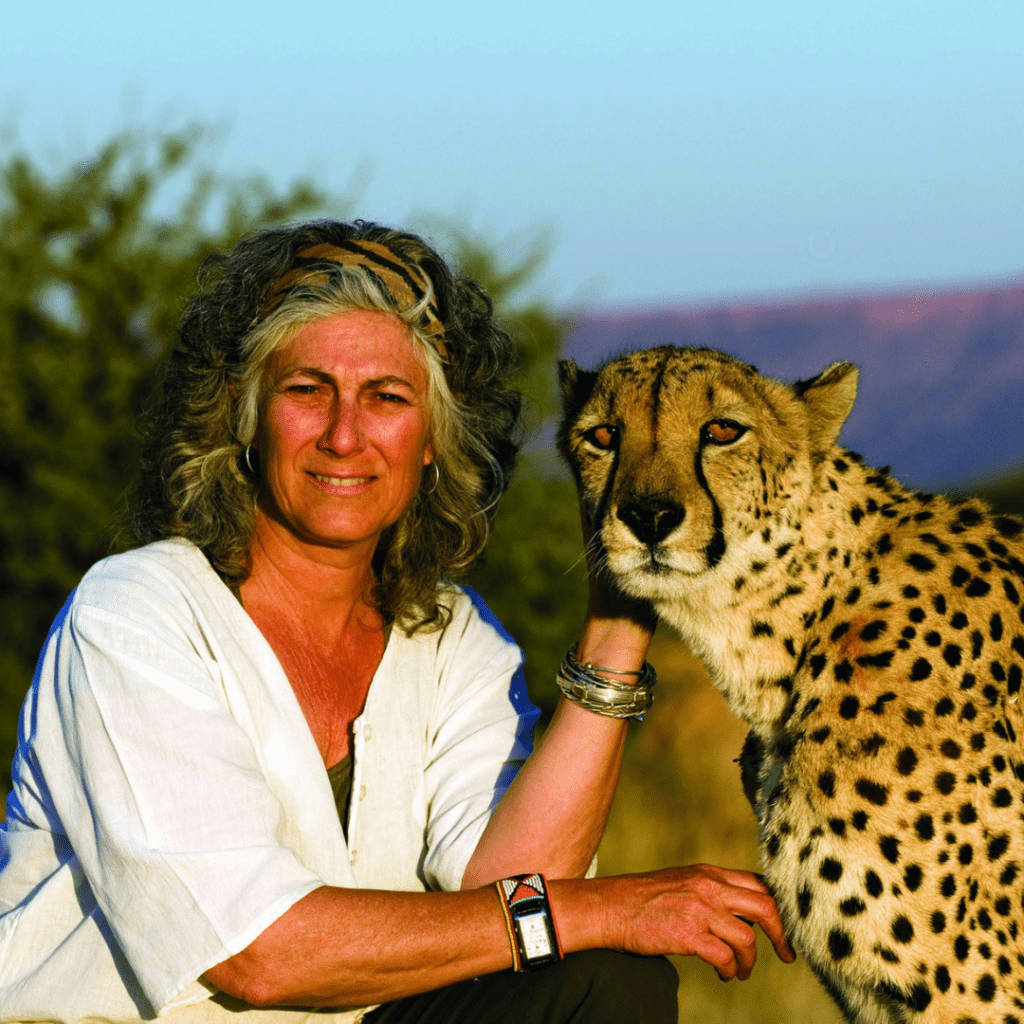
[495,873,563,971]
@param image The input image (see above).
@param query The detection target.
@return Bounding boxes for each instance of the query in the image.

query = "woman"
[0,221,792,1023]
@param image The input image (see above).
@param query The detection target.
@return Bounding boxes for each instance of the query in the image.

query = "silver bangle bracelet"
[556,642,657,719]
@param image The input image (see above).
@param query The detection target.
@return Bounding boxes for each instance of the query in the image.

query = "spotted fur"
[559,346,1024,1024]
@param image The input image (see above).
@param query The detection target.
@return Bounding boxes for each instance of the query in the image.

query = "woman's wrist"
[557,642,656,719]
[546,876,617,955]
[576,615,654,681]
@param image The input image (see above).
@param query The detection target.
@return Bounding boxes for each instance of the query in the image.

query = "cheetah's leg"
[812,969,969,1024]
[808,963,906,1024]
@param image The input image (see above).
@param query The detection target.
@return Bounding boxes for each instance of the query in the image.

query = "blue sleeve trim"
[460,586,541,795]
[31,588,78,690]
[4,588,79,827]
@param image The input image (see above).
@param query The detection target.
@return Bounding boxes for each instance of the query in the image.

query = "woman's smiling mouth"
[310,473,374,487]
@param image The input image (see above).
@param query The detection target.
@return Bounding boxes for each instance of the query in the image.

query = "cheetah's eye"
[704,419,748,445]
[584,425,618,450]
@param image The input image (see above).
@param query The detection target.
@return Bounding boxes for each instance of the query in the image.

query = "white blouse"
[0,539,535,1023]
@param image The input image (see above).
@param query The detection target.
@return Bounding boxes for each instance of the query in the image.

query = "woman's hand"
[555,867,795,982]
[579,511,656,627]
[575,508,656,679]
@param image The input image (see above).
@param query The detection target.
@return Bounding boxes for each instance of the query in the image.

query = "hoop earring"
[244,446,258,477]
[422,462,439,495]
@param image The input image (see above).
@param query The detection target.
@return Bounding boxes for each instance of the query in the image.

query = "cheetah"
[558,346,1024,1024]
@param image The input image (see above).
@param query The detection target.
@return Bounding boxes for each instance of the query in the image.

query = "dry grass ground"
[600,632,845,1024]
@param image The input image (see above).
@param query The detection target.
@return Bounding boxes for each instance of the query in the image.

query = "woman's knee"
[559,949,679,1024]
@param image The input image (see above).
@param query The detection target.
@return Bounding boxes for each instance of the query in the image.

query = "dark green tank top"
[327,754,353,838]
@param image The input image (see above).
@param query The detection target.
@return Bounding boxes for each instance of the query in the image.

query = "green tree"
[0,126,585,802]
[973,472,1024,520]
[0,126,326,790]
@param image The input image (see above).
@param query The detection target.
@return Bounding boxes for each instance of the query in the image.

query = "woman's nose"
[318,399,365,455]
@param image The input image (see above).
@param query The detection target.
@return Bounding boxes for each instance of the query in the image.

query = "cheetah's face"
[558,348,858,603]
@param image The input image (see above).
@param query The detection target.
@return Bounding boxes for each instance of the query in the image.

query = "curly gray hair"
[131,220,523,631]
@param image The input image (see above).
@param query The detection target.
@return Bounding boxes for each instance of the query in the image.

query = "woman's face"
[255,310,434,558]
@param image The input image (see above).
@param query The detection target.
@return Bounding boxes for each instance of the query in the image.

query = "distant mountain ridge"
[563,279,1024,490]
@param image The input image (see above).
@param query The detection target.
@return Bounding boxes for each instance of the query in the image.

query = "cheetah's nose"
[616,498,685,546]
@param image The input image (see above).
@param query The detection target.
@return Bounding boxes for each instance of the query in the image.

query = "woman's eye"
[584,425,618,450]
[376,391,408,404]
[286,382,319,394]
[704,420,747,445]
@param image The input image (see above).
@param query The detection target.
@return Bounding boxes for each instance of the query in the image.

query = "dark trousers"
[363,949,679,1024]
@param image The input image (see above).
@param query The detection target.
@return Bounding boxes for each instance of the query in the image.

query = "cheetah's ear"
[558,359,598,418]
[557,360,599,470]
[793,361,859,455]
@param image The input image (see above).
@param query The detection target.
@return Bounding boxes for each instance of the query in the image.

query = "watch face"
[515,910,554,961]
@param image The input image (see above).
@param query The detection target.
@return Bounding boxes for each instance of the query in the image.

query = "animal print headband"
[261,239,448,358]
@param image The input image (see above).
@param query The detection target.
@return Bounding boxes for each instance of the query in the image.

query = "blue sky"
[4,0,1023,308]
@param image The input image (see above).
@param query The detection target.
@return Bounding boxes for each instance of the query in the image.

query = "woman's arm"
[462,547,657,887]
[203,869,793,1007]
